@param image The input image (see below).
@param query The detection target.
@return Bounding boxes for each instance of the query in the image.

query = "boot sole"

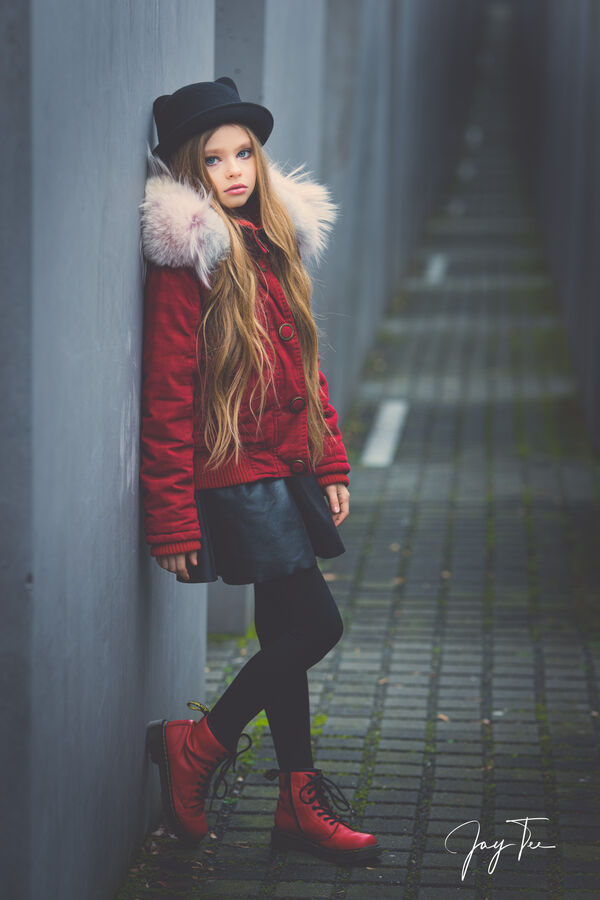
[271,826,381,865]
[146,720,203,846]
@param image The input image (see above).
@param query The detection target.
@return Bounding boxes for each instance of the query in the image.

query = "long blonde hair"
[168,127,332,472]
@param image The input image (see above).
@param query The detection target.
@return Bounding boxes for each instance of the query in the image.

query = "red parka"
[139,160,350,559]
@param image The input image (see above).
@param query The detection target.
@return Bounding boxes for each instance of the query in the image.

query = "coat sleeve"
[314,355,351,489]
[139,263,203,558]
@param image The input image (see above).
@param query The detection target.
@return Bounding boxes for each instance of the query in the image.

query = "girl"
[140,77,380,865]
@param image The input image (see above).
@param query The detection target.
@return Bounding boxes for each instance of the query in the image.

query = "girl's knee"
[310,607,343,662]
[328,607,344,650]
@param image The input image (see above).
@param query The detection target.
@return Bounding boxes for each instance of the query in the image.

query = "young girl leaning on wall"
[140,77,380,864]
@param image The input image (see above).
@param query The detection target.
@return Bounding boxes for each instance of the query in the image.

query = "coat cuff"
[317,472,350,490]
[150,540,202,558]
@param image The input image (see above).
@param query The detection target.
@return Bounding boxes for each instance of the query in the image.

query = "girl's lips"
[226,186,247,194]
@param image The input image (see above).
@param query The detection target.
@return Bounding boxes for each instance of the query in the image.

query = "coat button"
[289,459,306,474]
[279,323,295,341]
[289,396,305,413]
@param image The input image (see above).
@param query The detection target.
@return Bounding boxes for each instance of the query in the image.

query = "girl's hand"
[156,550,198,581]
[324,483,350,527]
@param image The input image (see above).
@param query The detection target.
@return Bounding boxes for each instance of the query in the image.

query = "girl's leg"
[206,564,343,766]
[252,578,314,771]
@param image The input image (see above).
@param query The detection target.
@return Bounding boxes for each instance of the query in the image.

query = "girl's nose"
[226,158,242,177]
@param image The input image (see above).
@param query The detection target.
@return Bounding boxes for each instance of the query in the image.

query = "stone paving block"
[362,816,415,834]
[415,888,476,899]
[270,881,332,898]
[416,867,480,886]
[430,791,485,806]
[278,861,336,881]
[486,893,548,900]
[217,829,271,845]
[346,868,405,888]
[344,886,404,899]
[432,755,482,768]
[371,764,423,778]
[428,805,482,822]
[193,879,261,897]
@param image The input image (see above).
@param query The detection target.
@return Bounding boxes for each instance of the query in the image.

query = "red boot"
[267,768,380,864]
[146,700,251,844]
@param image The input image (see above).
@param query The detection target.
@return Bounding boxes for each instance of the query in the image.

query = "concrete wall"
[1,4,33,897]
[1,0,482,896]
[3,3,213,899]
[317,0,482,414]
[511,0,600,450]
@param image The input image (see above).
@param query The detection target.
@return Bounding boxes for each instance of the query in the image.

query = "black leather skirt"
[179,473,346,585]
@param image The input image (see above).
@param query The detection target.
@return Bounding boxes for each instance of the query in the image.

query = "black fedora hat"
[152,76,274,163]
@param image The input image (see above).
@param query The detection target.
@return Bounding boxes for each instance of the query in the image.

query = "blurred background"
[2,1,599,897]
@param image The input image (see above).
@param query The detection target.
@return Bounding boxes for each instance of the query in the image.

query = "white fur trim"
[267,161,338,266]
[140,148,338,288]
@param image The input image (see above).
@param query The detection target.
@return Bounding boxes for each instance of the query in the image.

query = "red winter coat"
[139,161,350,559]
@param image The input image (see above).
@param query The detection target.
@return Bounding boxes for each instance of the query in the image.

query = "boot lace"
[265,768,356,827]
[186,700,253,812]
[299,772,356,826]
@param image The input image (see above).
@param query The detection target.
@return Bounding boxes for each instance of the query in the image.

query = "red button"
[279,323,295,341]
[289,396,305,413]
[290,459,306,474]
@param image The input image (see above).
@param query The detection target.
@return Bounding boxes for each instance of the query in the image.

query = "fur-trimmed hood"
[140,151,338,288]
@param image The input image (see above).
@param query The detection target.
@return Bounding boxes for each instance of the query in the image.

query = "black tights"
[206,563,343,770]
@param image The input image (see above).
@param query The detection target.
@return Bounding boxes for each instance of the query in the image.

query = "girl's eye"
[205,149,251,166]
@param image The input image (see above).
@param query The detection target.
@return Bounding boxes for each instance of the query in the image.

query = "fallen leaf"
[389,542,401,552]
[437,713,450,722]
[323,572,338,581]
[441,569,451,579]
[481,718,491,725]
[378,677,388,685]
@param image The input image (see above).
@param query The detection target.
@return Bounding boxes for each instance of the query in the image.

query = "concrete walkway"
[117,12,600,900]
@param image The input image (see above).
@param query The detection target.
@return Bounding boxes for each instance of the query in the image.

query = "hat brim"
[152,102,274,162]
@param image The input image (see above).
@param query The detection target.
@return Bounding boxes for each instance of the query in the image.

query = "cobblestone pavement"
[117,10,600,900]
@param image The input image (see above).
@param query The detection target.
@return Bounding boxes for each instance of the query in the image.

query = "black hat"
[152,77,274,162]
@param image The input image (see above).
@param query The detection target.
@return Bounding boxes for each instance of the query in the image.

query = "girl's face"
[203,124,257,211]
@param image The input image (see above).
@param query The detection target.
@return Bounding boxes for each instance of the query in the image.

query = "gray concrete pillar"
[512,0,600,450]
[3,3,216,897]
[1,1,33,896]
